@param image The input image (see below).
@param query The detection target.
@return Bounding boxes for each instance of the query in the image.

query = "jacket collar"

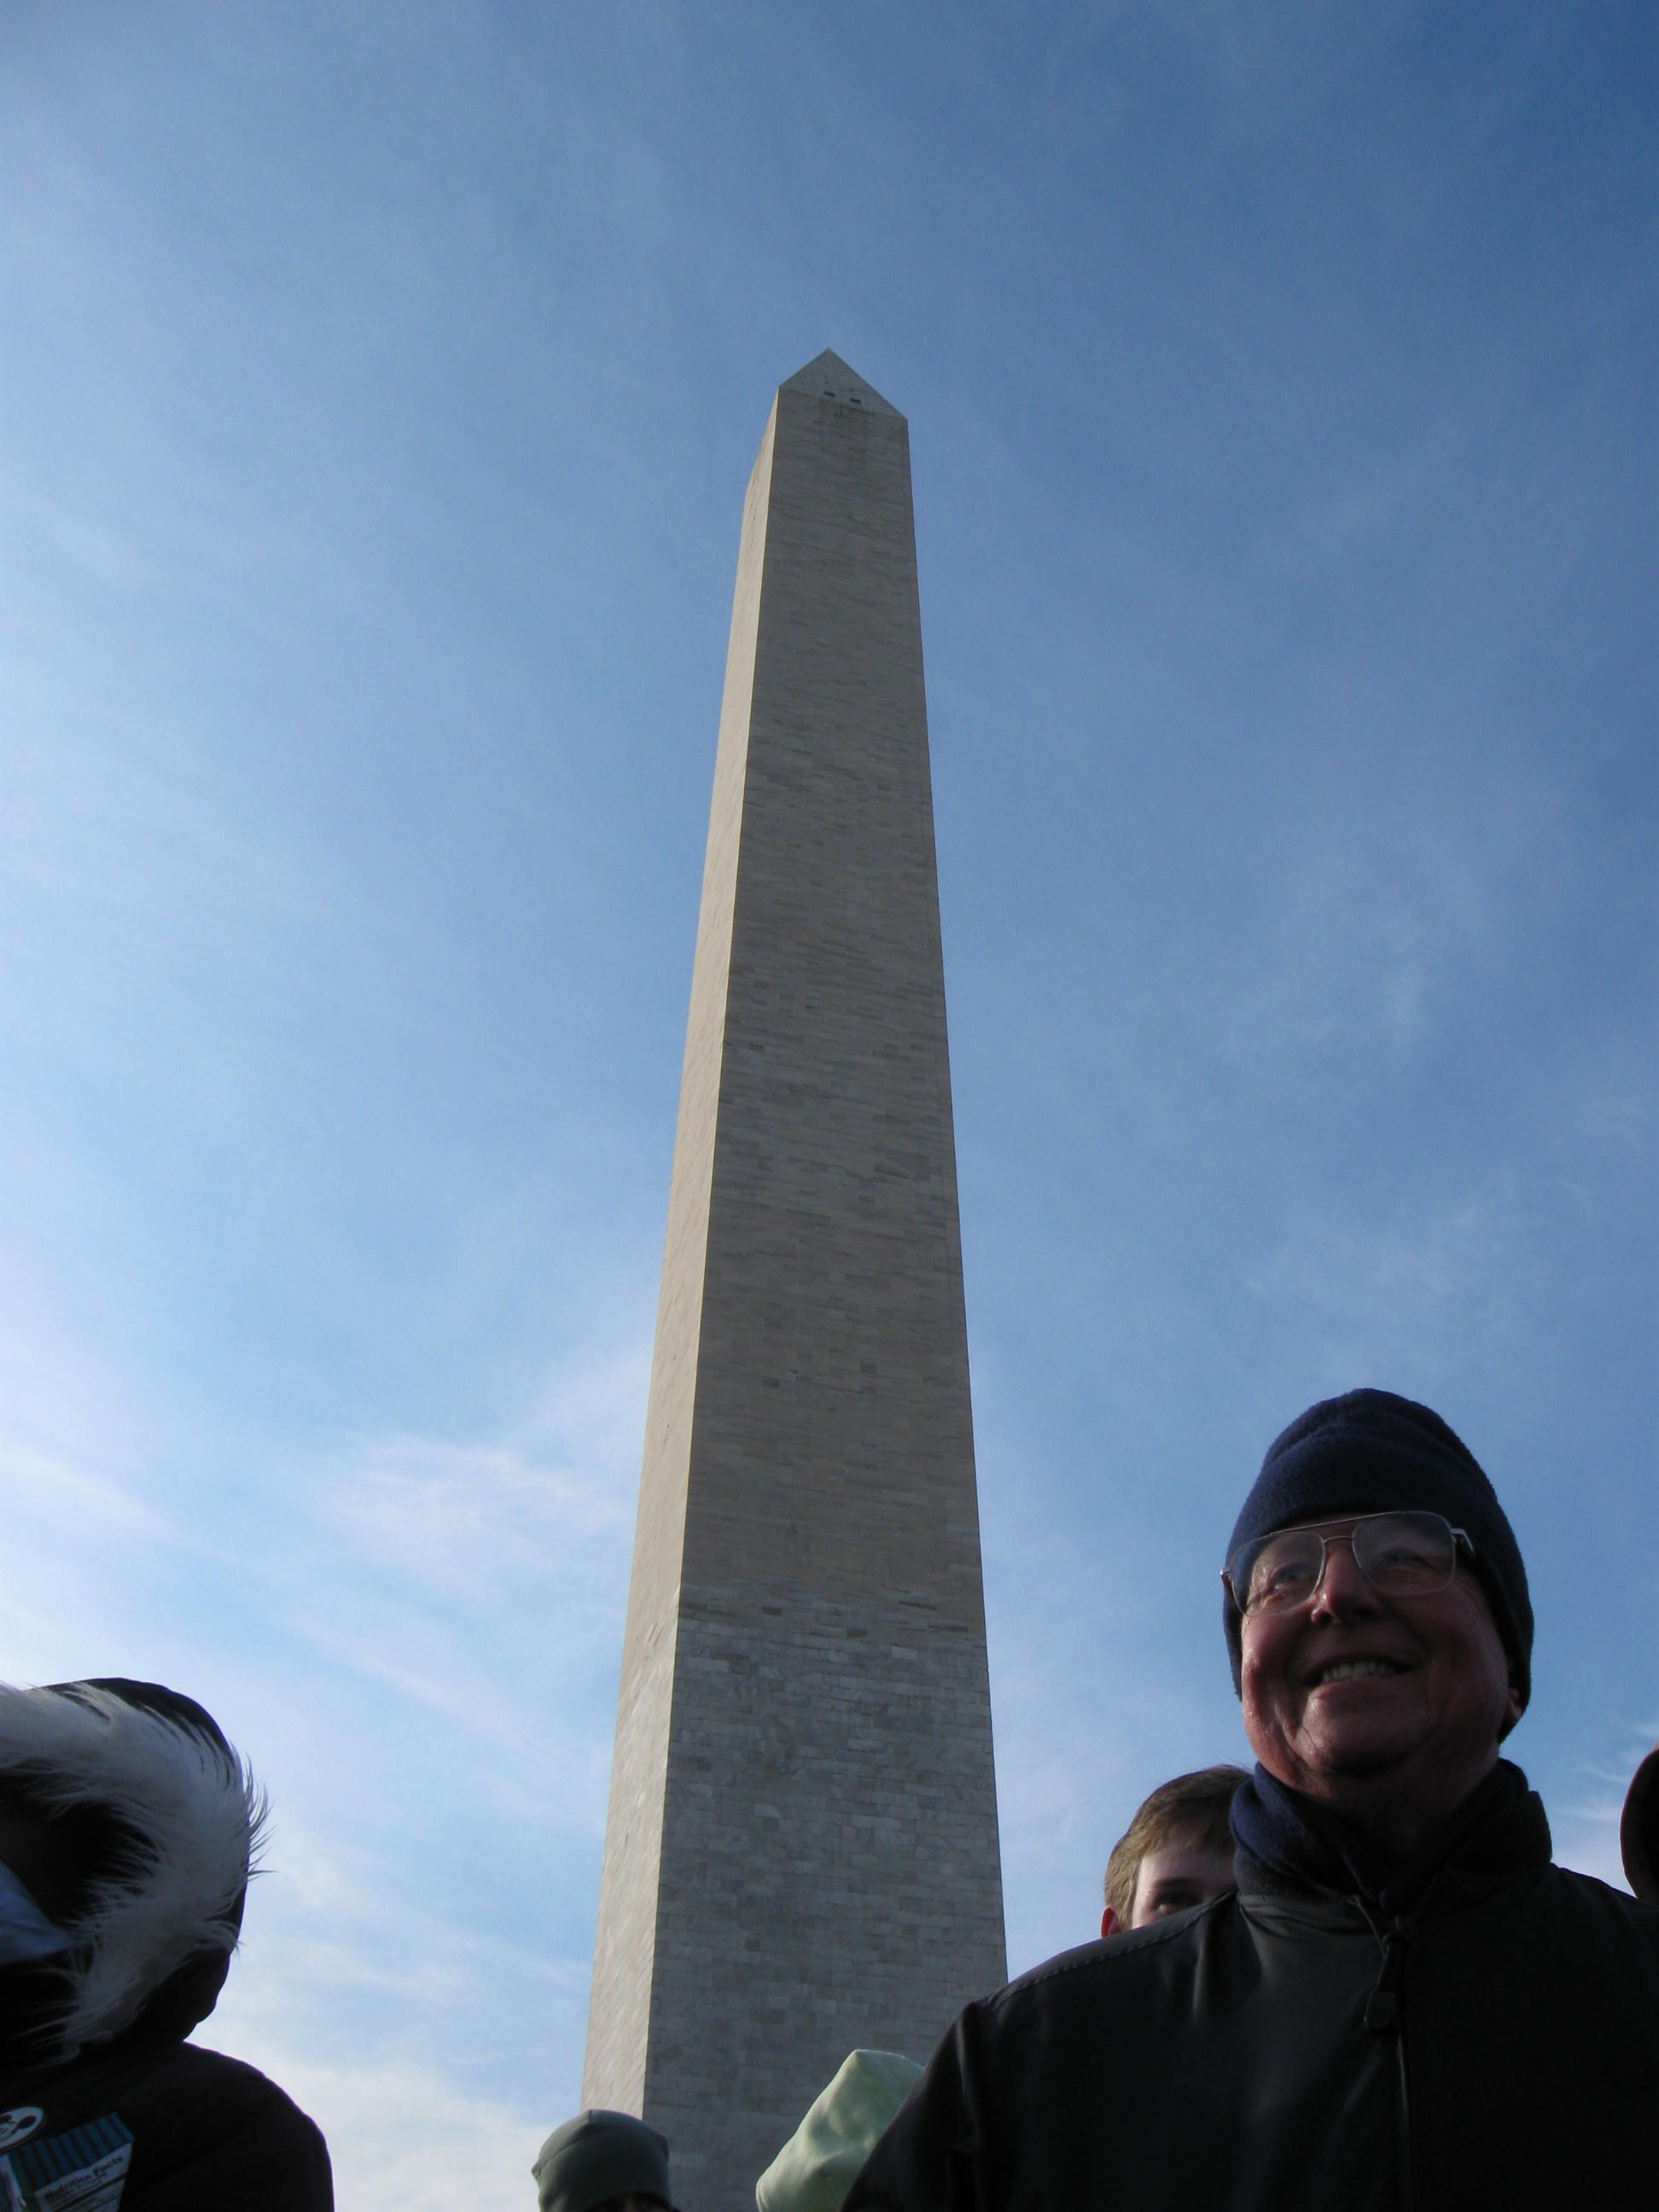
[1232,1758,1550,1918]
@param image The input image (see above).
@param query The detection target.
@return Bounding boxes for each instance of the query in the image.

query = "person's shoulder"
[123,2040,329,2174]
[981,1895,1239,2022]
[1509,1862,1659,1997]
[171,2039,314,2102]
[161,2042,332,2205]
[1540,1862,1659,1933]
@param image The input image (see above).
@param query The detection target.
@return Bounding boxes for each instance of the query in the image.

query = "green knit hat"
[755,2051,923,2212]
[533,2110,672,2212]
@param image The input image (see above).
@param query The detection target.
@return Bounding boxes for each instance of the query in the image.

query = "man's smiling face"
[1240,1514,1522,1810]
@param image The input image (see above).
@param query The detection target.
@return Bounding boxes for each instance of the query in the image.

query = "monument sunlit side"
[583,351,1004,2209]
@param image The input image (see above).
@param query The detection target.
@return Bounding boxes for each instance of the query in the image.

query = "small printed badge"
[0,2113,133,2212]
[0,2119,41,2156]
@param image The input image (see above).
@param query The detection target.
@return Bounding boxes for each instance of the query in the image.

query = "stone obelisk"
[584,351,1004,2209]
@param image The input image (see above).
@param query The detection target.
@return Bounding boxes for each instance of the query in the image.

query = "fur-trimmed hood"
[0,1679,265,2058]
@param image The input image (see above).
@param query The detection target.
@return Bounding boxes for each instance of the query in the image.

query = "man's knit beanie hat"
[1222,1388,1532,1716]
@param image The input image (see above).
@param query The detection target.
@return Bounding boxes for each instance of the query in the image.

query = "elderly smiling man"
[845,1388,1659,2212]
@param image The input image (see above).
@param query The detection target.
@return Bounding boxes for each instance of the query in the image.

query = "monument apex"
[779,346,899,412]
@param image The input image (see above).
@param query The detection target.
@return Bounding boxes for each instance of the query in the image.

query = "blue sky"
[3,3,1654,2203]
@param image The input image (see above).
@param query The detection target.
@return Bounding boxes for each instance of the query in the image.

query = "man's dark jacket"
[845,1766,1659,2212]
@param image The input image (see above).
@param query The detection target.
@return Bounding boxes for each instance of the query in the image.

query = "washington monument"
[583,351,1005,2207]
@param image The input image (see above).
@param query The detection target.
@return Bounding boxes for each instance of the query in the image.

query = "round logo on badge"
[0,2107,44,2150]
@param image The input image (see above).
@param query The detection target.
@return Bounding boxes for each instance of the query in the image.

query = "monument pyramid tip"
[780,348,900,416]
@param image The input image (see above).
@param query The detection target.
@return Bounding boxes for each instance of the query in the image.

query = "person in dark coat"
[0,1677,332,2209]
[845,1388,1659,2212]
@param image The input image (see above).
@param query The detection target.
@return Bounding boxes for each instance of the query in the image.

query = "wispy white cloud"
[0,1435,177,1547]
[1241,1175,1528,1362]
[1547,1737,1656,1896]
[326,1423,637,1595]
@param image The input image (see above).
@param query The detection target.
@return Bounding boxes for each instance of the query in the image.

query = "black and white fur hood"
[0,1679,265,2058]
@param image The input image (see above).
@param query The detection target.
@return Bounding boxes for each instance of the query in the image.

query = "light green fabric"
[755,2049,924,2212]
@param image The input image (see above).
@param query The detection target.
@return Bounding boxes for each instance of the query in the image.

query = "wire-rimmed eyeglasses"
[1222,1509,1474,1619]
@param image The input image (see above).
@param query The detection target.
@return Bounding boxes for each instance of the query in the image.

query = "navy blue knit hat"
[1223,1389,1532,1715]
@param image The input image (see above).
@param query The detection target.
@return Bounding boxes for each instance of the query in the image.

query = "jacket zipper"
[1356,1905,1415,2211]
